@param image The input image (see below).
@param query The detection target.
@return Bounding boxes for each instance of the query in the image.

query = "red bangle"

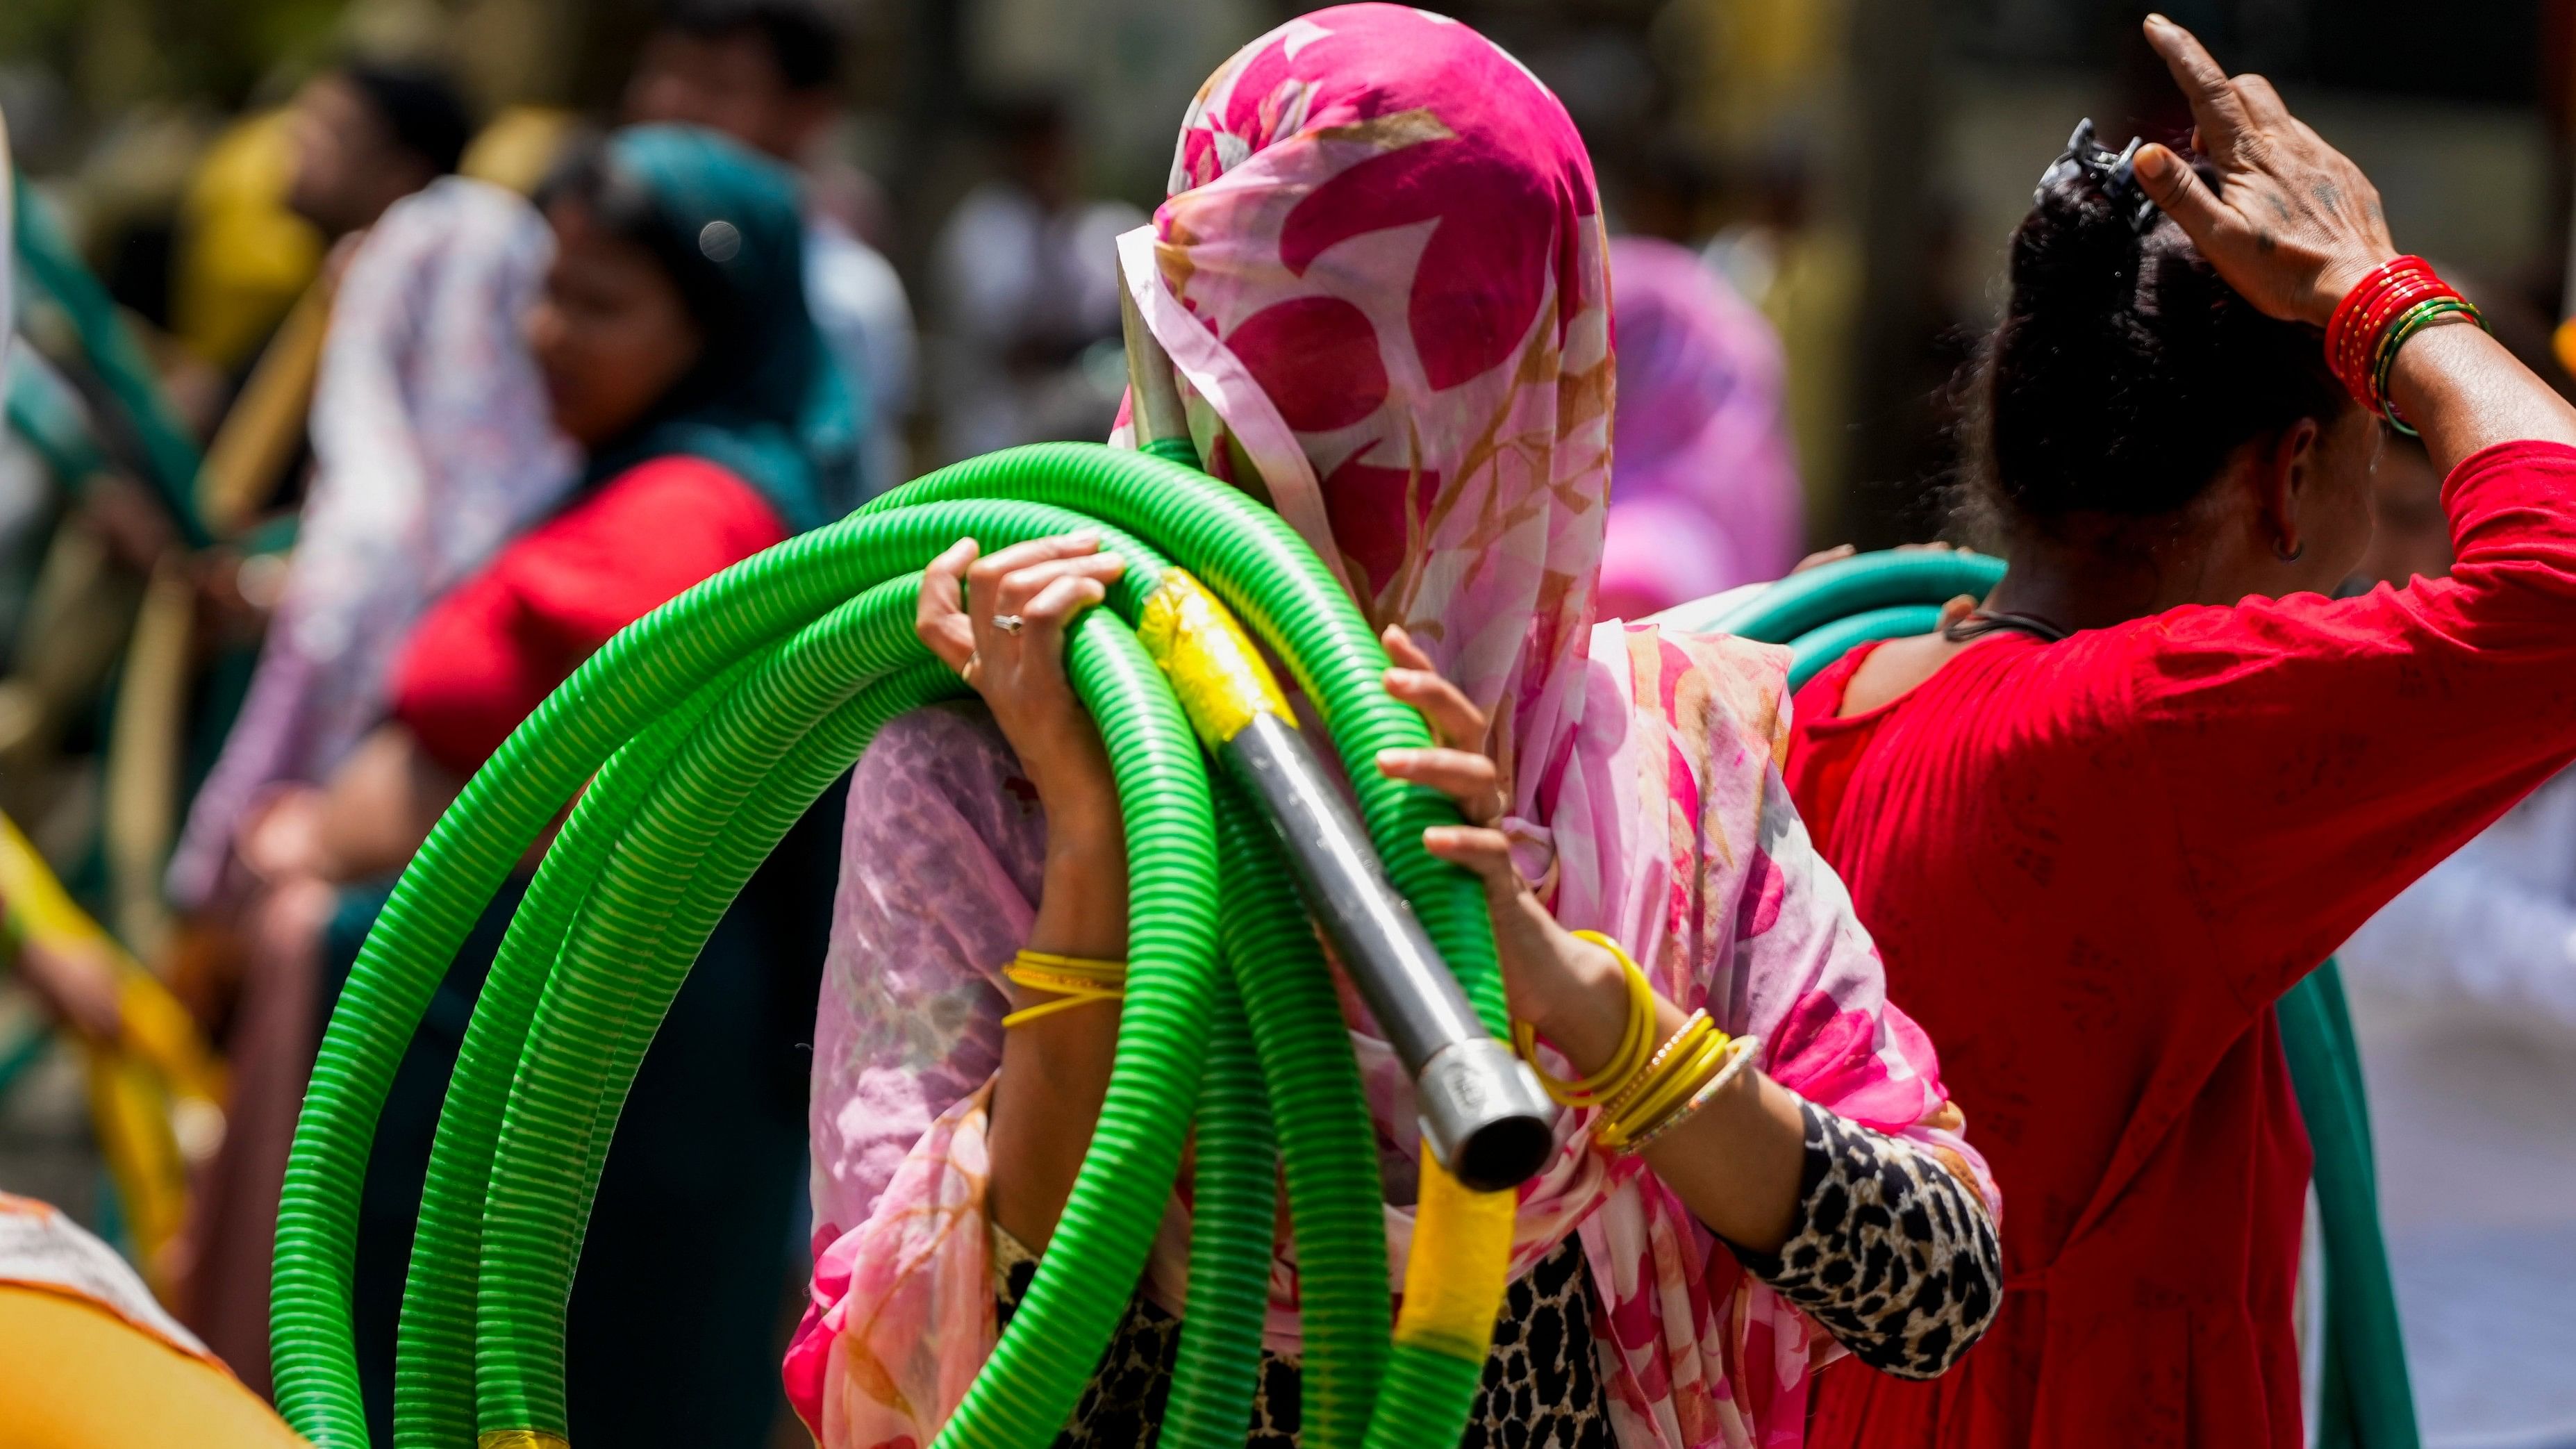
[2325,256,2479,422]
[2325,258,2426,391]
[2325,257,2430,400]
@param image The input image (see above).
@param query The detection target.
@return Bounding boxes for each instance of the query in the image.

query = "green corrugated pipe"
[274,443,1534,1449]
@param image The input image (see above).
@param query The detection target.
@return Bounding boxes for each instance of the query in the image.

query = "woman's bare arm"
[913,533,1133,1249]
[1376,627,1810,1251]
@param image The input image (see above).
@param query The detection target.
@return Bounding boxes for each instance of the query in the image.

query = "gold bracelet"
[1595,1013,1732,1150]
[1617,1034,1761,1154]
[1512,930,1657,1108]
[1597,1009,1710,1123]
[1002,949,1127,1027]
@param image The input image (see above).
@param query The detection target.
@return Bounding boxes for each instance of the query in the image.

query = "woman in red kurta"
[1781,19,2576,1447]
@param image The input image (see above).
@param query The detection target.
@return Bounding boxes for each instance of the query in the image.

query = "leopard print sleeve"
[1731,1100,2003,1380]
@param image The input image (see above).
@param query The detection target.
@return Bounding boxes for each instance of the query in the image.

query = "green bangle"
[2370,297,2477,400]
[2372,297,2484,436]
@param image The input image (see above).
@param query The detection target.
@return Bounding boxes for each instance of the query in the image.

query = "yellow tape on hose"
[1394,1147,1518,1359]
[1136,569,1292,748]
[477,1431,572,1449]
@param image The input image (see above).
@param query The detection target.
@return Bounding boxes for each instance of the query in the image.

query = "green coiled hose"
[1161,970,1277,1447]
[1209,775,1390,1448]
[275,443,1527,1449]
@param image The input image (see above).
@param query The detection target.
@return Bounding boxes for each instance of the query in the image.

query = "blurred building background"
[4,0,2568,548]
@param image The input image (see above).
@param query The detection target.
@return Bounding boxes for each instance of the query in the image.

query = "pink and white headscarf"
[1118,3,1609,799]
[790,9,1993,1446]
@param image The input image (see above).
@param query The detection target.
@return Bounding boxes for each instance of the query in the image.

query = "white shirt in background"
[804,213,917,504]
[2339,769,2576,1448]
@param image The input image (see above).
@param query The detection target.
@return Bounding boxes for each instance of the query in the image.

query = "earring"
[2274,538,2304,563]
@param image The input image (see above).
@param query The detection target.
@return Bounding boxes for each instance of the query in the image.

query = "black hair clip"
[2035,118,2161,233]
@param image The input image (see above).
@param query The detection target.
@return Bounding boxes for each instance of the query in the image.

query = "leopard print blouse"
[992,1100,2001,1444]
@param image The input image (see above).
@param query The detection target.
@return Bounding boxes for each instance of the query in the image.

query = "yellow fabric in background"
[460,106,579,196]
[172,111,324,374]
[0,1286,306,1448]
[0,812,225,1295]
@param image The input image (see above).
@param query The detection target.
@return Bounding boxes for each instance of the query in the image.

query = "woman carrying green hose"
[790,8,2003,1446]
[1781,18,2576,1447]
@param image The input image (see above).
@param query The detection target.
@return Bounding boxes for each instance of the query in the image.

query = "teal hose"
[1783,604,1944,690]
[2282,963,2420,1449]
[1704,549,2003,644]
[10,171,208,544]
[279,442,1528,1449]
[5,347,113,490]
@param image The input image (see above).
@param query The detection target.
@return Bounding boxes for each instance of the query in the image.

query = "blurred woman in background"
[243,124,848,1445]
[1782,18,2576,1446]
[1596,235,1802,620]
[162,167,574,1391]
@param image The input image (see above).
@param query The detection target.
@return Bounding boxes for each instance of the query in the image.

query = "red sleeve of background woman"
[2106,438,2576,1004]
[390,456,789,777]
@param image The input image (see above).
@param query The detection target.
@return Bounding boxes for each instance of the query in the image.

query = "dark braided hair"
[1966,149,2349,538]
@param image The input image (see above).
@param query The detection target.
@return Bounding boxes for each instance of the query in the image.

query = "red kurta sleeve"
[2120,438,2576,1004]
[390,455,790,777]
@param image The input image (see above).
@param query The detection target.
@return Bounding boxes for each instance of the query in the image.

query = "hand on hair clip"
[2127,14,2397,326]
[2034,118,2161,234]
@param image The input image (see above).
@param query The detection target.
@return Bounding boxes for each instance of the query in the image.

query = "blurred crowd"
[0,0,1804,1441]
[4,1,2576,1446]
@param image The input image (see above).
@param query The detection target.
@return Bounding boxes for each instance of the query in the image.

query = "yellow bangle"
[1595,1006,1745,1152]
[1511,930,1656,1107]
[1002,949,1127,1027]
[1618,1034,1762,1154]
[1597,1011,1721,1141]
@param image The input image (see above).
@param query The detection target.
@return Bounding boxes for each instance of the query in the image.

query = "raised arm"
[2132,14,2576,468]
[911,533,1131,1250]
[2088,18,2576,989]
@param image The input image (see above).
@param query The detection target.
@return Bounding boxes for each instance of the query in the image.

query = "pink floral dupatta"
[788,8,1994,1446]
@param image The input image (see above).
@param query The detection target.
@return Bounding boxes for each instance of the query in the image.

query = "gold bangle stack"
[1514,930,1754,1155]
[1613,1032,1760,1154]
[1001,948,1128,1027]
